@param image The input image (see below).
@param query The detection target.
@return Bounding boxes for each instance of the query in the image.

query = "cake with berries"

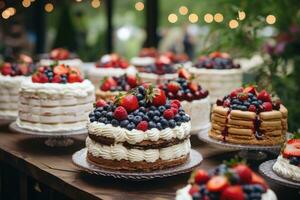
[162,69,210,133]
[96,74,142,101]
[0,54,35,118]
[87,53,136,87]
[189,52,242,103]
[87,85,192,171]
[176,160,277,200]
[130,48,157,68]
[209,86,288,145]
[16,64,95,132]
[273,134,300,182]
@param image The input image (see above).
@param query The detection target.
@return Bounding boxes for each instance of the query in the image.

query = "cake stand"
[198,132,281,160]
[0,115,16,126]
[259,159,300,189]
[9,122,87,147]
[72,148,202,180]
[191,123,211,135]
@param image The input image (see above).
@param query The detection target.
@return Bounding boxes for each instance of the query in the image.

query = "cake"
[0,54,35,118]
[176,161,277,200]
[273,134,300,182]
[161,68,211,133]
[189,52,243,103]
[16,64,95,132]
[86,85,192,171]
[40,48,83,71]
[96,74,142,101]
[209,86,288,145]
[87,53,136,87]
[130,47,157,68]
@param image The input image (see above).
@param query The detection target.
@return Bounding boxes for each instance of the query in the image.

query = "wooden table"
[0,124,299,200]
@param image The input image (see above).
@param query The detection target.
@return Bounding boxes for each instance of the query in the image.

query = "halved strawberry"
[206,176,229,192]
[39,73,49,83]
[283,139,300,157]
[233,164,252,184]
[54,64,69,75]
[50,48,69,60]
[251,172,268,191]
[194,169,210,184]
[152,89,167,106]
[262,102,273,111]
[243,86,257,95]
[120,94,139,112]
[238,93,248,101]
[257,90,271,102]
[188,82,199,93]
[68,73,83,83]
[220,186,245,200]
[178,68,191,79]
[167,81,181,94]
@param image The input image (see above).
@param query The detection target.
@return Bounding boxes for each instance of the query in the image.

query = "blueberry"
[128,114,134,122]
[137,112,145,118]
[150,106,156,111]
[139,100,146,107]
[149,121,156,129]
[143,115,149,121]
[249,192,262,199]
[89,112,95,118]
[98,117,107,123]
[133,116,142,124]
[106,112,113,120]
[169,119,176,128]
[248,93,254,98]
[174,114,181,121]
[179,111,185,116]
[156,123,162,130]
[137,93,144,100]
[244,101,250,107]
[90,117,96,122]
[138,86,145,95]
[232,99,239,105]
[111,119,119,127]
[242,185,253,193]
[176,121,181,126]
[154,110,161,116]
[158,106,166,113]
[153,116,160,122]
[253,184,264,193]
[120,120,129,127]
[139,107,146,113]
[251,96,257,101]
[101,111,107,116]
[240,105,247,111]
[94,111,101,118]
[103,105,110,111]
[181,82,188,89]
[290,157,299,166]
[161,119,169,128]
[126,122,135,130]
[147,111,154,118]
[134,110,139,115]
[252,101,259,106]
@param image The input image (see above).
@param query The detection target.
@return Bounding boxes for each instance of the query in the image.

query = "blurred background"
[0,0,299,131]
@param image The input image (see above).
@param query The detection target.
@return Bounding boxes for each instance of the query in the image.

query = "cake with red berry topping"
[176,160,277,200]
[189,52,242,103]
[16,64,95,132]
[96,74,142,101]
[86,85,192,171]
[0,54,35,118]
[209,86,288,145]
[162,68,210,133]
[87,53,136,87]
[273,134,300,182]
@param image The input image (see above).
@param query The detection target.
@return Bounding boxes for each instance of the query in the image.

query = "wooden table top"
[0,124,299,200]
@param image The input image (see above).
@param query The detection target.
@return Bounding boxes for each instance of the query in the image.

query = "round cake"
[17,64,95,132]
[87,85,192,171]
[0,54,35,118]
[130,47,157,68]
[161,68,211,133]
[273,134,300,182]
[96,74,142,101]
[87,53,136,88]
[209,86,288,145]
[189,52,242,103]
[176,161,277,200]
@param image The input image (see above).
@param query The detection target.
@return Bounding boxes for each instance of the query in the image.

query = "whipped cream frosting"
[138,72,178,84]
[88,121,191,144]
[176,185,277,200]
[130,57,155,67]
[86,137,191,163]
[273,155,300,182]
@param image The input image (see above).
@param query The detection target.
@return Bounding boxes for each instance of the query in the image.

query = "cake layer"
[86,137,190,163]
[273,155,300,182]
[180,97,211,132]
[138,72,178,84]
[0,102,18,110]
[0,110,17,117]
[88,121,191,144]
[0,95,18,102]
[95,90,118,101]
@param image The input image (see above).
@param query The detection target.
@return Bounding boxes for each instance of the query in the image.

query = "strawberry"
[178,68,191,79]
[113,106,128,121]
[167,81,181,94]
[206,176,229,192]
[106,77,118,87]
[152,89,166,106]
[100,81,111,91]
[52,75,62,83]
[262,102,273,111]
[233,164,252,184]
[126,75,138,88]
[32,73,41,83]
[282,139,300,158]
[119,60,129,69]
[68,73,82,83]
[96,99,107,107]
[54,65,69,75]
[120,94,139,112]
[137,121,148,132]
[209,51,222,58]
[163,109,174,120]
[188,184,200,196]
[39,73,49,83]
[194,169,210,184]
[248,105,256,112]
[188,82,199,93]
[38,66,46,73]
[238,93,248,101]
[230,87,243,98]
[243,86,257,95]
[50,48,69,60]
[220,186,245,200]
[251,172,268,191]
[257,90,271,102]
[1,63,12,75]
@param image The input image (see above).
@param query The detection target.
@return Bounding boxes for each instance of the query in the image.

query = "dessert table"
[0,125,298,200]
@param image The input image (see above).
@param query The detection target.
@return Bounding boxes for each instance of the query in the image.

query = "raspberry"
[171,99,181,108]
[171,107,178,115]
[136,121,148,132]
[113,106,128,121]
[163,109,174,119]
[248,105,256,112]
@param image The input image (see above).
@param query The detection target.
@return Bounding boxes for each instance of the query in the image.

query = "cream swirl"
[88,121,191,144]
[273,155,300,182]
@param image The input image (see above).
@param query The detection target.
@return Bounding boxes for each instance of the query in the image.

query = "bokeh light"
[189,13,198,23]
[22,0,31,8]
[238,11,246,20]
[91,0,101,8]
[179,6,188,15]
[204,13,213,23]
[168,13,178,23]
[44,3,54,12]
[266,15,276,24]
[1,10,10,19]
[214,13,223,23]
[135,2,144,11]
[229,19,239,29]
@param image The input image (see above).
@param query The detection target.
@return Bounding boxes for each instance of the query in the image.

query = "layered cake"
[87,53,136,87]
[87,85,192,171]
[0,54,34,118]
[209,86,288,145]
[130,47,157,68]
[96,74,142,101]
[189,52,242,103]
[273,134,300,182]
[176,161,277,200]
[17,64,95,132]
[162,68,211,133]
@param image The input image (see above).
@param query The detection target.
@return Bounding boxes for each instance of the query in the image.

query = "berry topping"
[96,53,129,69]
[250,172,268,191]
[152,89,167,106]
[113,106,128,121]
[119,94,139,112]
[136,121,148,132]
[257,90,271,102]
[178,68,191,79]
[282,138,300,158]
[262,102,273,111]
[1,55,34,77]
[233,164,252,184]
[243,86,257,95]
[163,109,175,120]
[220,186,245,200]
[248,105,256,112]
[167,81,181,94]
[206,176,229,192]
[50,48,70,60]
[100,74,141,92]
[195,52,240,70]
[194,169,210,184]
[96,99,108,108]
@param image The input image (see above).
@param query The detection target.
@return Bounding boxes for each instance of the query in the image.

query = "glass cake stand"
[191,123,211,135]
[259,159,300,189]
[72,148,203,180]
[198,132,282,160]
[9,121,87,147]
[0,115,16,126]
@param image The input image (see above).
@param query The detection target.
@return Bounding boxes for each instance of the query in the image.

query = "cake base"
[72,148,202,180]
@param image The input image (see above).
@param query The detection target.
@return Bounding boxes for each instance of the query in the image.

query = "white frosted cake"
[189,52,242,103]
[17,64,95,132]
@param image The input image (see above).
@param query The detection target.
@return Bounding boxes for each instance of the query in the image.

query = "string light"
[214,13,223,23]
[266,15,276,24]
[1,10,10,19]
[22,0,31,8]
[229,19,239,29]
[189,13,198,23]
[44,3,54,12]
[7,7,16,16]
[204,13,213,23]
[135,2,144,11]
[168,13,178,23]
[91,0,100,8]
[179,6,188,15]
[238,11,246,20]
